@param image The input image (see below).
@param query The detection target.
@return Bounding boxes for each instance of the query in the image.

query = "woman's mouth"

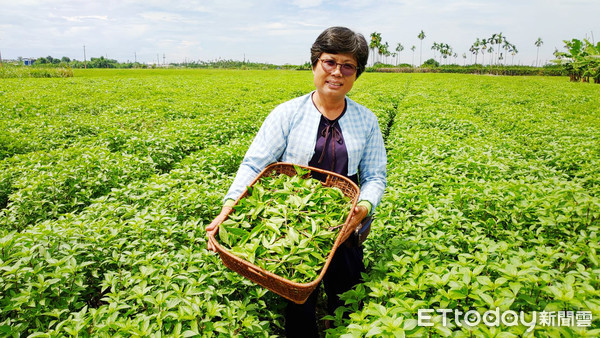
[326,80,343,88]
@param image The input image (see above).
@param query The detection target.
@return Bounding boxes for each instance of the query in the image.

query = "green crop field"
[1,69,599,337]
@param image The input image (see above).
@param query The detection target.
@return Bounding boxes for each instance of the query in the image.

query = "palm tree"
[486,33,504,65]
[431,42,440,63]
[385,49,392,64]
[395,43,404,65]
[535,37,543,67]
[411,45,416,67]
[487,46,494,67]
[437,43,446,64]
[418,30,426,66]
[488,34,497,65]
[440,44,453,65]
[494,32,503,64]
[510,45,518,65]
[502,38,512,65]
[370,32,382,65]
[470,38,481,65]
[379,42,389,64]
[480,38,488,65]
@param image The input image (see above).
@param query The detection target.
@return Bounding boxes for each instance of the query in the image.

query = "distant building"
[23,58,35,66]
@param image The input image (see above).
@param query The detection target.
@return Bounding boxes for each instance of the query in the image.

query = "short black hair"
[310,26,369,78]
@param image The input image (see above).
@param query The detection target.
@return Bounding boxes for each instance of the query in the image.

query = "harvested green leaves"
[219,167,352,284]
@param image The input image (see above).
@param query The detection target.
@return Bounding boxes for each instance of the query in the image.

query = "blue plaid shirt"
[224,92,387,211]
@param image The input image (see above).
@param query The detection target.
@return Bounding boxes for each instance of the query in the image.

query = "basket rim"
[208,162,360,295]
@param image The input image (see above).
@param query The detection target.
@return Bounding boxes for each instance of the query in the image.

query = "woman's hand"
[348,205,368,231]
[206,206,232,252]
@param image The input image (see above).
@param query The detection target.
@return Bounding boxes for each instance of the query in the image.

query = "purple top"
[308,100,359,185]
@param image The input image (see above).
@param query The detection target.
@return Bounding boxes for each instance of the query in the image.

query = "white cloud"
[139,12,193,23]
[60,15,109,22]
[292,0,323,9]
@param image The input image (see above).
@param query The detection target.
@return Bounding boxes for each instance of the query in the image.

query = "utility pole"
[134,51,137,63]
[163,53,165,66]
[83,45,87,68]
[0,49,3,67]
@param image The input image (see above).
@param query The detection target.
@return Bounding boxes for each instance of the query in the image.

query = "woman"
[206,26,387,336]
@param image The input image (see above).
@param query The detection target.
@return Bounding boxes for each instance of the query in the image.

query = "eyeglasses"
[319,58,358,77]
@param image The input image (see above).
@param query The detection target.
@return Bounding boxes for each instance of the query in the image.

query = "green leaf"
[366,325,383,337]
[403,318,418,331]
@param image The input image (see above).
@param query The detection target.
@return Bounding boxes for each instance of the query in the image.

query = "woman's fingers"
[206,206,233,252]
[348,205,368,231]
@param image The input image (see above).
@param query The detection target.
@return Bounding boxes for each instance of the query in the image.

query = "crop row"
[328,75,600,336]
[0,70,314,336]
[1,70,599,336]
[1,142,289,336]
[0,71,312,232]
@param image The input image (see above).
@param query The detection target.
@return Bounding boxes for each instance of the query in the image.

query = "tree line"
[12,56,302,70]
[14,55,147,69]
[368,30,545,67]
[367,29,599,84]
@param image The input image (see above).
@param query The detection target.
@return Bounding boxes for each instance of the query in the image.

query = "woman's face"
[312,52,358,102]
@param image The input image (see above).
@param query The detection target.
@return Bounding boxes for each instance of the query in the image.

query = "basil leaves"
[219,167,352,284]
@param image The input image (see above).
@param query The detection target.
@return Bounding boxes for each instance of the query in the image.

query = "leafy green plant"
[219,167,351,283]
[554,38,600,83]
[0,70,598,336]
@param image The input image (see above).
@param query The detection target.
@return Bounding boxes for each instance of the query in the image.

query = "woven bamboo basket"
[207,162,360,304]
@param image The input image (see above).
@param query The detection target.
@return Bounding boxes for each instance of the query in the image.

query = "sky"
[1,0,598,66]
